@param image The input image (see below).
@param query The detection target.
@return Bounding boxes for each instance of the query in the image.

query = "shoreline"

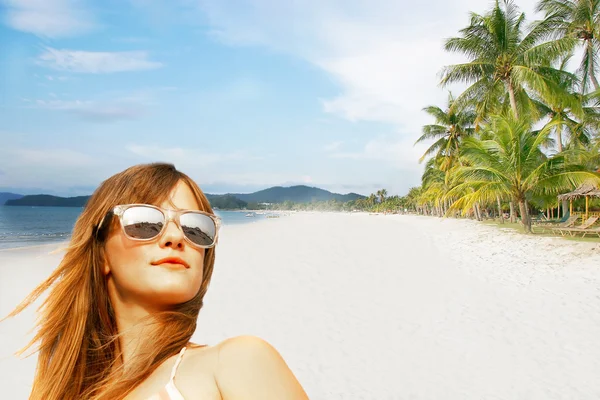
[2,210,598,252]
[0,241,69,253]
[1,210,597,251]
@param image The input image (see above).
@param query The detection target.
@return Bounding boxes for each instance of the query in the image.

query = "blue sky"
[0,0,539,197]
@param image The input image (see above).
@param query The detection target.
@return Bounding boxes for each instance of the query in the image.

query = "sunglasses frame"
[103,203,221,249]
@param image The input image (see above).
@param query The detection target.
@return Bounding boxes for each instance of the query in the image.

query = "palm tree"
[441,0,576,120]
[536,0,600,93]
[447,113,598,232]
[420,158,456,217]
[405,187,423,213]
[376,189,388,203]
[531,56,585,152]
[415,92,476,171]
[367,193,377,207]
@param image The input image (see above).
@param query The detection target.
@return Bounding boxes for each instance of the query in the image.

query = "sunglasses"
[96,204,221,249]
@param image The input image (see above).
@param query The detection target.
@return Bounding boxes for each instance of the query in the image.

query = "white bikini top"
[146,347,187,400]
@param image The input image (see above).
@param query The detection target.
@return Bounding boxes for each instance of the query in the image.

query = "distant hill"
[229,185,364,203]
[5,185,365,207]
[0,192,23,205]
[5,194,89,207]
[205,194,247,209]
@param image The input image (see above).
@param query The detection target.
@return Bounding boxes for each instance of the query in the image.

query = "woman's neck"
[113,307,155,366]
[107,278,168,366]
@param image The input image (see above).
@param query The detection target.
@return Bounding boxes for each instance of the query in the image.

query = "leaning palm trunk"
[518,199,532,233]
[509,201,516,223]
[476,202,484,221]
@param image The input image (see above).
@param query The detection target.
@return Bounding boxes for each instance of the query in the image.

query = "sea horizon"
[0,206,275,250]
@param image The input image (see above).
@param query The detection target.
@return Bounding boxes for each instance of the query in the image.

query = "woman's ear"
[103,259,111,276]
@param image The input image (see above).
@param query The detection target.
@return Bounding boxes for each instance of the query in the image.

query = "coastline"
[1,212,599,399]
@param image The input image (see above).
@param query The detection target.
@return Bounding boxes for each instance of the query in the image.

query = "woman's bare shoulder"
[181,336,307,399]
[185,335,290,367]
[182,336,287,375]
[212,335,308,400]
[174,343,220,399]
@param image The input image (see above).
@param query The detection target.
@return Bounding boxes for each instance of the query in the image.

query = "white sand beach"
[1,213,599,399]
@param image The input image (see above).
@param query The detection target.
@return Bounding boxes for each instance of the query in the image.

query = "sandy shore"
[1,213,599,399]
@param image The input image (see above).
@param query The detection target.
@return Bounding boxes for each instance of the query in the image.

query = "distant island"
[1,186,365,210]
[3,194,91,207]
[0,192,23,205]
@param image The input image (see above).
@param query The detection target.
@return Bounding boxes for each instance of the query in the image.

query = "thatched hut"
[558,183,600,220]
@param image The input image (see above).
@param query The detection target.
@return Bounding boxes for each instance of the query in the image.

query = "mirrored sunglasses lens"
[180,213,216,246]
[122,206,165,239]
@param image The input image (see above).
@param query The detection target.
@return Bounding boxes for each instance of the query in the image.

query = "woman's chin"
[147,288,198,306]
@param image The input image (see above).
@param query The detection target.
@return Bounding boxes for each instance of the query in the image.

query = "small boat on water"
[245,212,256,217]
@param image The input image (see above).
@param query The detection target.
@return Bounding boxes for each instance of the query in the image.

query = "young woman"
[7,163,308,400]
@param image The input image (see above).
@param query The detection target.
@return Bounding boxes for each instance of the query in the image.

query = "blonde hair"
[6,163,216,400]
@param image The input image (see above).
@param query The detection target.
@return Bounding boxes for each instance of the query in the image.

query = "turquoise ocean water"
[0,206,264,250]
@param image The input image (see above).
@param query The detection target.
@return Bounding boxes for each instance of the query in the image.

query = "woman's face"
[103,180,206,309]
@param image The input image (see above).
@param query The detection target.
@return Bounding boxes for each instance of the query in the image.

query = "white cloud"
[45,75,70,81]
[37,47,163,73]
[323,141,343,152]
[2,0,95,37]
[0,145,109,191]
[27,87,177,121]
[125,145,254,169]
[330,135,427,172]
[30,96,146,121]
[14,147,94,166]
[194,0,540,132]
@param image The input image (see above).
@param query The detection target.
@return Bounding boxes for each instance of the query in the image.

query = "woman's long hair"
[5,163,217,400]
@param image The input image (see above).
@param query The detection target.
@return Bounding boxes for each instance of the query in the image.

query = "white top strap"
[169,347,187,382]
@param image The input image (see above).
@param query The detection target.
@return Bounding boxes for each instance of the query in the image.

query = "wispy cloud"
[25,90,151,122]
[0,144,116,192]
[112,36,151,44]
[126,145,256,167]
[35,99,145,121]
[323,141,343,152]
[45,75,70,81]
[2,0,95,37]
[329,135,427,172]
[26,87,177,122]
[37,47,163,73]
[194,0,540,132]
[14,147,95,166]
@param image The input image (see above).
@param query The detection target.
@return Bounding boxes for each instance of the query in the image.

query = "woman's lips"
[151,257,190,269]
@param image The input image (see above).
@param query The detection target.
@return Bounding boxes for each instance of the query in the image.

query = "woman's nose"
[159,219,185,249]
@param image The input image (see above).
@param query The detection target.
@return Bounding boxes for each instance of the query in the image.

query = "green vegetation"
[230,185,364,203]
[206,195,248,210]
[5,194,90,207]
[410,0,600,233]
[263,193,409,213]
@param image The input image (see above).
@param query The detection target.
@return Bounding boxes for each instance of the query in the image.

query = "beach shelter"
[558,183,600,220]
